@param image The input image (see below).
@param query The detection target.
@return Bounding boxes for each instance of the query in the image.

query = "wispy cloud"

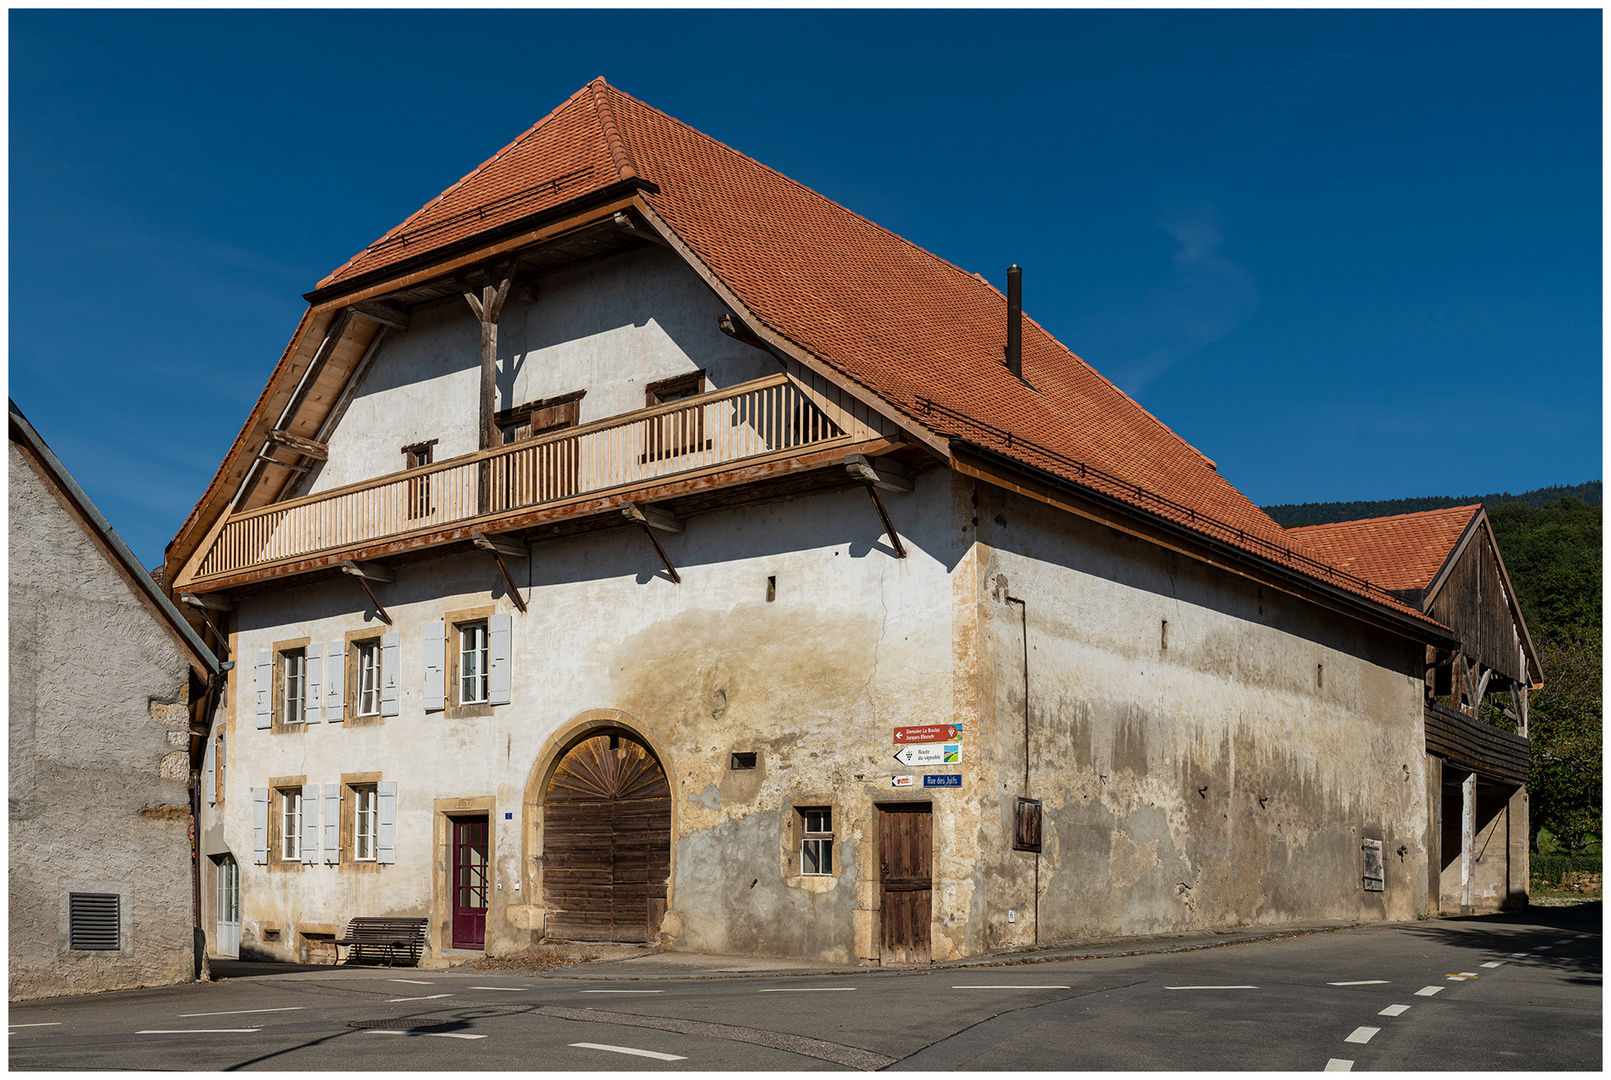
[1083,200,1259,395]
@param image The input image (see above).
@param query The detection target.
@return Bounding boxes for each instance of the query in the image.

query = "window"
[281,648,306,726]
[69,893,120,951]
[403,439,437,520]
[355,640,382,717]
[646,372,705,406]
[495,390,585,444]
[1013,797,1043,853]
[278,788,303,861]
[459,622,489,705]
[730,752,757,770]
[353,786,378,862]
[799,808,833,875]
[643,372,710,462]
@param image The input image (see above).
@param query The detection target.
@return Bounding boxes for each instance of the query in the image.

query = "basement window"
[68,893,120,951]
[730,752,757,771]
[1013,797,1043,853]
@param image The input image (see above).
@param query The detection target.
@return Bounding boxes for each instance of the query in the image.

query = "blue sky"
[10,9,1602,567]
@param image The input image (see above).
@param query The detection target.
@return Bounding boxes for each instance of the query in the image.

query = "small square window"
[730,752,757,771]
[1012,797,1042,853]
[799,807,833,876]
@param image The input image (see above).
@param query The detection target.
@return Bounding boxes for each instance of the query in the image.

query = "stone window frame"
[270,637,311,735]
[342,771,385,869]
[267,774,307,872]
[344,628,386,728]
[444,605,495,719]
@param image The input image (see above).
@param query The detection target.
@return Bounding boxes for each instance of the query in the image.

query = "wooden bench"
[332,917,428,967]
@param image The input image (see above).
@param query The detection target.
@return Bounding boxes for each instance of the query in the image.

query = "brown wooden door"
[878,803,933,965]
[543,733,671,943]
[451,816,489,950]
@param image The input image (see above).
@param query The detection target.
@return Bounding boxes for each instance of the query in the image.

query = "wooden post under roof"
[459,264,515,451]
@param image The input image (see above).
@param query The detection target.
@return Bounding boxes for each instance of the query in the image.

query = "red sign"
[893,724,963,744]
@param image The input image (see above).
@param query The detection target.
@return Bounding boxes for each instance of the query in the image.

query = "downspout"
[1003,591,1036,945]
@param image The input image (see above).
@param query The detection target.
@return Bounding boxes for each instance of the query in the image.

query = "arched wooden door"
[542,733,671,943]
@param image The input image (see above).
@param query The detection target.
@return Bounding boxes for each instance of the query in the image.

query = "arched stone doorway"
[543,730,671,943]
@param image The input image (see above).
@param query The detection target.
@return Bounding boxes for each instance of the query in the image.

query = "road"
[11,905,1599,1071]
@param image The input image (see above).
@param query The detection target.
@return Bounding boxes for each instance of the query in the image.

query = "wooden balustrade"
[192,374,859,581]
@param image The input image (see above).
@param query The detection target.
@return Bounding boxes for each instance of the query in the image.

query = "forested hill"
[1262,481,1601,527]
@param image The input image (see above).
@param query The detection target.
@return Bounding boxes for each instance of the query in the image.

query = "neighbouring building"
[1289,505,1539,914]
[10,400,221,1000]
[167,79,1520,968]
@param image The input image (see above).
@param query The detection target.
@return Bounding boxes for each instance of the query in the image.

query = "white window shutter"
[376,780,397,864]
[252,788,269,864]
[423,619,445,712]
[489,613,512,706]
[305,643,324,724]
[380,633,400,716]
[202,736,217,807]
[255,651,272,729]
[326,640,345,723]
[301,783,319,863]
[323,785,341,863]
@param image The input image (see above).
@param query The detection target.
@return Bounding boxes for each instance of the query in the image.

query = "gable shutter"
[323,785,341,864]
[255,650,272,729]
[252,788,269,864]
[202,736,217,807]
[376,780,398,864]
[301,783,319,864]
[423,619,445,712]
[489,613,512,706]
[380,633,400,716]
[326,640,345,723]
[305,643,324,724]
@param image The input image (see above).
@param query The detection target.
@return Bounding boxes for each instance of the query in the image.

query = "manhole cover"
[349,1018,448,1030]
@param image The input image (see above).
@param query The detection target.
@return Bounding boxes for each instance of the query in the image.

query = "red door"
[451,817,489,950]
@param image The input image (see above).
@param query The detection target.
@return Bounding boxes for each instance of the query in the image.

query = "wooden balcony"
[176,373,896,591]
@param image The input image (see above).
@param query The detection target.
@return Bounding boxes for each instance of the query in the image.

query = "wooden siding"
[1425,702,1529,785]
[1428,521,1526,684]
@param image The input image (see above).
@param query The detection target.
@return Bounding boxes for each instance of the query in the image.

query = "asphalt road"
[11,904,1599,1071]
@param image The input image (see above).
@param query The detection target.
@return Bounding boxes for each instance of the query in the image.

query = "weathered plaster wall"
[969,482,1430,948]
[211,469,976,965]
[9,445,197,1000]
[310,244,777,493]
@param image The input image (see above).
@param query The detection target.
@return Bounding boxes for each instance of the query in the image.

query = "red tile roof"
[309,79,1442,631]
[1286,505,1481,594]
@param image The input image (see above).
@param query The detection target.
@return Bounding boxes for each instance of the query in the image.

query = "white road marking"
[1480,961,1505,969]
[386,994,453,1002]
[1457,972,1479,977]
[1414,986,1444,996]
[1324,1059,1354,1071]
[1533,945,1552,951]
[580,989,664,994]
[1344,1026,1380,1045]
[1164,985,1258,990]
[137,1029,263,1034]
[1327,980,1389,986]
[757,987,856,992]
[366,1030,487,1040]
[468,986,528,991]
[1378,1004,1411,1017]
[570,1042,686,1061]
[1510,952,1530,957]
[1556,938,1573,944]
[954,985,1072,990]
[387,979,433,985]
[1445,975,1472,981]
[8,1023,62,1028]
[179,1007,307,1017]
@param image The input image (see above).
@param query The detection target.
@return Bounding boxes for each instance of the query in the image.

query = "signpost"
[891,775,915,788]
[923,774,961,788]
[893,724,963,744]
[893,743,961,767]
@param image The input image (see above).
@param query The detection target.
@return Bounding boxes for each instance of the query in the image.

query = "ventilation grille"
[69,893,120,950]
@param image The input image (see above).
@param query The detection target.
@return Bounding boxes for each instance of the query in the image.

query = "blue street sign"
[923,774,961,788]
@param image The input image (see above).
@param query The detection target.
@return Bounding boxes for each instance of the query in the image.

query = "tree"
[1524,630,1602,851]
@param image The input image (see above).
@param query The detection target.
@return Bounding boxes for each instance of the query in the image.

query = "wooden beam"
[472,532,528,559]
[717,313,769,351]
[635,523,680,584]
[1460,771,1476,914]
[348,299,410,330]
[859,481,907,559]
[180,592,235,612]
[340,559,396,583]
[845,453,912,493]
[348,574,392,626]
[622,502,684,533]
[614,210,671,247]
[460,264,516,451]
[264,428,329,461]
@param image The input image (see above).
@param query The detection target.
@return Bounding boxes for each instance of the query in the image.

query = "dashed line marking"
[179,1007,306,1017]
[1533,946,1552,951]
[581,989,663,994]
[1555,938,1574,944]
[1327,980,1389,986]
[570,1042,685,1061]
[387,979,433,985]
[1164,985,1257,990]
[1510,952,1530,958]
[386,994,452,1002]
[1324,1059,1354,1071]
[469,986,528,991]
[1445,974,1473,981]
[1457,971,1479,977]
[137,1028,263,1035]
[757,987,855,992]
[954,985,1072,990]
[1414,986,1444,997]
[1344,1026,1379,1045]
[367,1030,487,1040]
[1378,1004,1411,1017]
[1480,961,1505,969]
[9,1023,62,1028]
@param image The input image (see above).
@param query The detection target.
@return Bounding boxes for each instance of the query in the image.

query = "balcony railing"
[188,373,878,583]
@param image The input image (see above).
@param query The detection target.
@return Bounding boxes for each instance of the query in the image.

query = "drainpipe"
[1003,590,1036,945]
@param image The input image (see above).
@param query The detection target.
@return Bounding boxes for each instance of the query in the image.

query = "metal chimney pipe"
[1006,265,1023,380]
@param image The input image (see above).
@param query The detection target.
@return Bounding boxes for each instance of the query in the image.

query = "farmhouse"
[169,79,1515,967]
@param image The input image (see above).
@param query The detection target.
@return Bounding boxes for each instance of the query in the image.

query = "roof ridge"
[1286,503,1483,534]
[590,78,641,183]
[316,83,600,289]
